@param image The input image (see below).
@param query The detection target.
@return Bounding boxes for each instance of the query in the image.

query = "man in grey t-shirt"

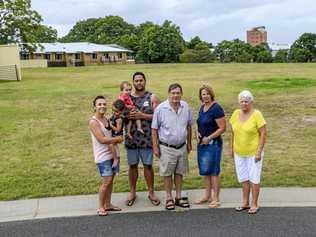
[152,83,193,210]
[124,72,160,206]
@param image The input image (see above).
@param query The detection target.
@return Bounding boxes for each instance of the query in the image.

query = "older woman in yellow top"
[229,90,266,214]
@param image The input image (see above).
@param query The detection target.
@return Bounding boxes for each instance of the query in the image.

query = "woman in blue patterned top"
[195,85,226,208]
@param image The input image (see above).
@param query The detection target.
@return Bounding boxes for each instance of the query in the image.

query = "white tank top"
[89,116,113,163]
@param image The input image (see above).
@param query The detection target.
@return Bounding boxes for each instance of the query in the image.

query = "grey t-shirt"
[124,91,153,149]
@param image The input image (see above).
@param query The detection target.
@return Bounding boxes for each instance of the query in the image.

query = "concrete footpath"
[1,187,316,223]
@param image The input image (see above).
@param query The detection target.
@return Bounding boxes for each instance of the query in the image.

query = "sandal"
[208,201,221,208]
[175,197,190,208]
[148,195,161,206]
[165,199,175,210]
[235,206,250,212]
[248,207,260,214]
[194,198,210,205]
[105,206,122,212]
[97,209,108,216]
[125,195,137,206]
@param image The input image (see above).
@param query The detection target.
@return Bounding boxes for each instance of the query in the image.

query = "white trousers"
[234,153,264,184]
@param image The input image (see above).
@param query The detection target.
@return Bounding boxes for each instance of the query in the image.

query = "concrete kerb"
[1,188,316,223]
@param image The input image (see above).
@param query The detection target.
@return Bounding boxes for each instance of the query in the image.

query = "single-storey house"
[20,42,134,67]
[268,43,291,57]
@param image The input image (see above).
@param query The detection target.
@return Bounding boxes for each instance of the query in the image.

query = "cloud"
[32,0,316,44]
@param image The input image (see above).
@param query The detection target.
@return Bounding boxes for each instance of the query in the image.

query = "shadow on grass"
[244,77,316,91]
[0,80,20,84]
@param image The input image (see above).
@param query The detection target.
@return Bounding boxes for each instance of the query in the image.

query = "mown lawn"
[1,63,316,200]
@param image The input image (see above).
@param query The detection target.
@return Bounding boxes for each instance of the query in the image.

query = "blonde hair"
[120,81,132,91]
[199,85,215,101]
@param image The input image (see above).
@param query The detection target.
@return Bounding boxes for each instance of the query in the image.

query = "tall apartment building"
[247,26,267,46]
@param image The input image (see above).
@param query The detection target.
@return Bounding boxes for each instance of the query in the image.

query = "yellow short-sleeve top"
[229,109,266,156]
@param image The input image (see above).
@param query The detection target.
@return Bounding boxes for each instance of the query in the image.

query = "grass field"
[1,63,316,201]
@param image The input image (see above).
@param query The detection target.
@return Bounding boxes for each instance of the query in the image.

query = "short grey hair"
[238,90,254,102]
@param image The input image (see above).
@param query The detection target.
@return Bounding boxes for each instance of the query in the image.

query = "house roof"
[268,43,291,51]
[32,42,132,54]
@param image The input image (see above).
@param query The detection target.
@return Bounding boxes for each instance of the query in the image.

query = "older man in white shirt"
[152,83,192,210]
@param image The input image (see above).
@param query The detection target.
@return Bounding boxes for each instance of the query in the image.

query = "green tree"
[61,16,136,46]
[179,49,215,63]
[186,36,210,50]
[179,49,197,63]
[289,33,316,62]
[256,50,272,63]
[194,42,210,50]
[252,43,272,63]
[137,20,184,63]
[274,49,288,63]
[0,0,45,50]
[60,18,99,42]
[94,16,135,44]
[34,24,57,43]
[289,47,312,62]
[215,39,253,63]
[187,36,202,49]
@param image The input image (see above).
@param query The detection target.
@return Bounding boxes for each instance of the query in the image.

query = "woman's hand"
[201,136,211,145]
[255,152,261,163]
[115,136,124,143]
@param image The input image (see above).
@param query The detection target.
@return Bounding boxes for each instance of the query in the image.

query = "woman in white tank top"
[88,96,123,216]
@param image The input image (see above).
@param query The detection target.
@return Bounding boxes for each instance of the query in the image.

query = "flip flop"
[248,208,260,214]
[105,206,122,211]
[235,206,251,212]
[208,201,221,208]
[148,195,161,206]
[97,209,108,216]
[125,196,137,206]
[194,198,210,205]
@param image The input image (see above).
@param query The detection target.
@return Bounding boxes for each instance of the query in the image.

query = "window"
[75,53,81,60]
[55,54,63,60]
[44,54,51,60]
[119,53,122,59]
[20,53,29,60]
[92,53,97,60]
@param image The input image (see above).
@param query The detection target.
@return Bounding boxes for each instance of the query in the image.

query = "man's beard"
[135,86,145,92]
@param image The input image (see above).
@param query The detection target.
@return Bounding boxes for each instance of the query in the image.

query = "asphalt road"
[1,207,316,237]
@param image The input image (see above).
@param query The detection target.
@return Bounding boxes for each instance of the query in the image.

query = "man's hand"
[153,145,160,158]
[129,111,144,120]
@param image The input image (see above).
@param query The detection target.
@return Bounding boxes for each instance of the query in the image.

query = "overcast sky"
[32,0,316,44]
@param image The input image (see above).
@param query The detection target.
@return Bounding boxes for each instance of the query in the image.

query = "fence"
[21,59,47,68]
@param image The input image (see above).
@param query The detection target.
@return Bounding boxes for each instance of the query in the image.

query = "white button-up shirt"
[152,100,192,146]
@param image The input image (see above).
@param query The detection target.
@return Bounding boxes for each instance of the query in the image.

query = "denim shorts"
[126,148,153,166]
[197,140,223,176]
[96,159,119,177]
